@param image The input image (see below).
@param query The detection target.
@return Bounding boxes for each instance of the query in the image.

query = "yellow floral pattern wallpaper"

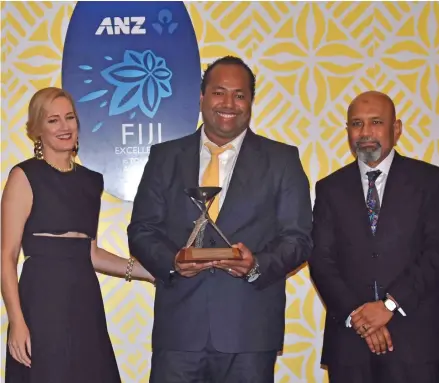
[1,2,438,382]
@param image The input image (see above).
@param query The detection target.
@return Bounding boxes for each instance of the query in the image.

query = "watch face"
[385,299,397,311]
[247,273,260,283]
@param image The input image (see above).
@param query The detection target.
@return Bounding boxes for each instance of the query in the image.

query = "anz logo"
[95,17,146,35]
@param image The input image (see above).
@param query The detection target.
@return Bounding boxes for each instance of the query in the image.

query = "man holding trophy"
[128,56,313,383]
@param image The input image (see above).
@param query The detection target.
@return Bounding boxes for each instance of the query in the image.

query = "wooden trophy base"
[176,247,242,263]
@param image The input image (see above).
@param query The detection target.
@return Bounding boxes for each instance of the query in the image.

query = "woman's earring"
[34,139,43,160]
[72,138,79,157]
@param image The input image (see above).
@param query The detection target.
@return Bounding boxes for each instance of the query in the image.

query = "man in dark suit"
[127,56,313,382]
[309,90,439,382]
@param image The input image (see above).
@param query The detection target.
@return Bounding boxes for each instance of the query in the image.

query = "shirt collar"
[200,125,247,153]
[358,148,395,178]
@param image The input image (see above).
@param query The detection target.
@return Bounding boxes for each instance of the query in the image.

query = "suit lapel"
[177,129,201,190]
[176,130,201,222]
[216,129,266,235]
[342,162,375,240]
[375,153,409,239]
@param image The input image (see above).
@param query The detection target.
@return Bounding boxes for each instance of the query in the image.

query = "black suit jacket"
[127,128,313,353]
[308,152,439,366]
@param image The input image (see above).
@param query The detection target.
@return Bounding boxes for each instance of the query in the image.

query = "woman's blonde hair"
[26,87,79,142]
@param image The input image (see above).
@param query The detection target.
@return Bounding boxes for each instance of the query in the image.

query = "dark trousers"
[149,337,277,383]
[328,357,439,383]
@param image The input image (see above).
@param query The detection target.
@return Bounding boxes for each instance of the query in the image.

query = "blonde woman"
[1,87,154,382]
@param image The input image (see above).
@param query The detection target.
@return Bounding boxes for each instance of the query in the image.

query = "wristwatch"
[245,257,261,283]
[382,296,398,312]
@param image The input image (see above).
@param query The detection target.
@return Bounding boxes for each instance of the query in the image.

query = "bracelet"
[125,257,135,282]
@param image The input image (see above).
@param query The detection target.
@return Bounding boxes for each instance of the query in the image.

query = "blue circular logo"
[62,1,201,201]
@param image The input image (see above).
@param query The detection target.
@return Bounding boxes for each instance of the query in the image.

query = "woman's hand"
[8,319,31,368]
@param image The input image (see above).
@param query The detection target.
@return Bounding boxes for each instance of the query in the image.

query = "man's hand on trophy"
[213,243,254,277]
[174,254,213,278]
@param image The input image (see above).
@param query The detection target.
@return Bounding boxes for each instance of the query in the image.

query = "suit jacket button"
[209,238,216,246]
[372,252,378,258]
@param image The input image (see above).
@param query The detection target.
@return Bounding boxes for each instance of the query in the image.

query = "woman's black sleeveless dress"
[5,158,121,383]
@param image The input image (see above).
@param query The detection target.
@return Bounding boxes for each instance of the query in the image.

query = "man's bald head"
[347,91,396,121]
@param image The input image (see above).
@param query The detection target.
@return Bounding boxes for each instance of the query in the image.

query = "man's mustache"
[355,137,381,148]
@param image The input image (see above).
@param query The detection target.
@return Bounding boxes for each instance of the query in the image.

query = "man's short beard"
[355,139,382,164]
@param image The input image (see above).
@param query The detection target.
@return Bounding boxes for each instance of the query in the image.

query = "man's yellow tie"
[201,142,233,222]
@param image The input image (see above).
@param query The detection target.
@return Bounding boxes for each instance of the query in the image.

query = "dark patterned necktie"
[366,170,381,236]
[366,170,382,301]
